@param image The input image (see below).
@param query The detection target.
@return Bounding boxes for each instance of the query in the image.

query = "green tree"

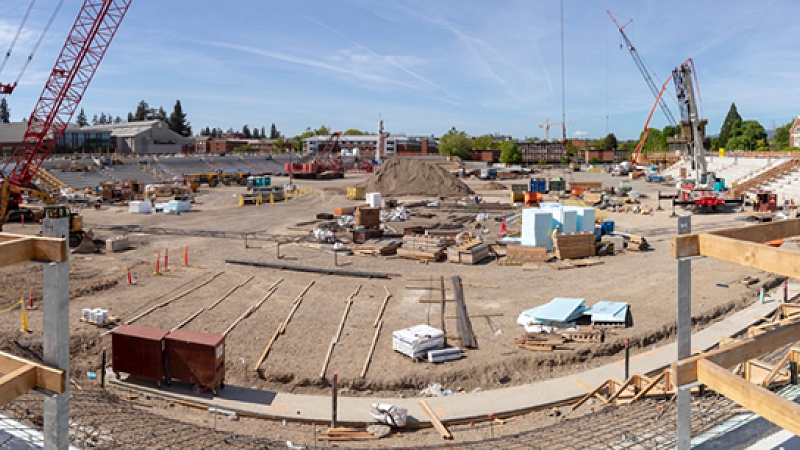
[726,120,766,151]
[114,116,122,124]
[344,128,366,135]
[168,100,191,136]
[0,98,8,123]
[774,119,793,150]
[719,103,742,148]
[498,140,521,164]
[252,127,260,139]
[438,127,472,159]
[232,144,253,153]
[597,133,618,151]
[711,137,720,153]
[133,100,149,121]
[75,108,87,126]
[91,114,98,125]
[473,134,496,151]
[155,107,168,122]
[314,125,331,136]
[99,112,108,124]
[126,112,134,122]
[242,125,251,138]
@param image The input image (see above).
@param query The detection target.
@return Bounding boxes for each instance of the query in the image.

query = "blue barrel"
[594,224,603,240]
[601,221,614,235]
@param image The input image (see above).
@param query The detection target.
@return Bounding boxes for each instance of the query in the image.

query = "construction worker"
[753,196,760,212]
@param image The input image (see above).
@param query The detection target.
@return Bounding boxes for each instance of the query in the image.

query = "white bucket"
[82,309,91,321]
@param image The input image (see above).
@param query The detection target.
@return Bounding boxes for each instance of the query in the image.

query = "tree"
[726,120,766,151]
[155,107,168,122]
[274,135,287,152]
[270,123,279,139]
[597,133,618,151]
[114,116,122,124]
[437,127,472,160]
[168,100,191,136]
[200,127,210,136]
[92,114,99,125]
[0,98,9,123]
[99,112,108,125]
[498,140,521,164]
[242,125,251,138]
[252,127,260,139]
[127,112,134,122]
[774,119,793,150]
[344,128,366,135]
[473,134,496,151]
[313,125,331,136]
[133,100,150,121]
[719,103,742,149]
[76,108,88,126]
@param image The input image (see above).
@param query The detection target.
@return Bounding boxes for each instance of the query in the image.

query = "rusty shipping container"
[165,329,225,390]
[111,324,169,385]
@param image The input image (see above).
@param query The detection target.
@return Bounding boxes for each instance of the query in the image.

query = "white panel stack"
[577,207,596,232]
[392,324,444,359]
[366,192,382,208]
[559,208,577,233]
[128,200,152,214]
[521,208,554,249]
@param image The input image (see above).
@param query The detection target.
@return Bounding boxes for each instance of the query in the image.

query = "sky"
[0,0,798,141]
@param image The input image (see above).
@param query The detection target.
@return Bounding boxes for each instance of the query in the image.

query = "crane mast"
[1,0,132,226]
[607,10,676,127]
[673,63,707,183]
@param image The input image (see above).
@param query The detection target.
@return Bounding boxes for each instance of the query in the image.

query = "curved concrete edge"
[108,287,796,426]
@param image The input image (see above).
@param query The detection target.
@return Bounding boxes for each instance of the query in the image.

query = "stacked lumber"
[560,329,605,343]
[553,231,596,260]
[451,277,478,348]
[398,234,448,261]
[582,192,604,204]
[626,235,650,252]
[319,428,380,442]
[447,239,490,264]
[504,244,552,263]
[354,239,402,256]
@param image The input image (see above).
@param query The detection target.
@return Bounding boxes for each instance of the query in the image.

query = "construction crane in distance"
[539,119,576,141]
[607,10,677,127]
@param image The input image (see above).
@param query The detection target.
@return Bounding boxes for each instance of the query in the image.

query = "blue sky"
[0,0,798,141]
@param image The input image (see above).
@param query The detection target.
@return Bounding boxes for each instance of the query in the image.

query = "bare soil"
[0,168,777,447]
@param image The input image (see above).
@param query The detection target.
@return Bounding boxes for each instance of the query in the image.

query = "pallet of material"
[553,231,596,260]
[354,239,402,256]
[560,329,605,343]
[569,181,603,190]
[402,234,451,251]
[447,241,490,265]
[424,228,463,238]
[79,316,120,328]
[514,342,555,351]
[352,228,384,244]
[505,244,552,262]
[396,247,445,261]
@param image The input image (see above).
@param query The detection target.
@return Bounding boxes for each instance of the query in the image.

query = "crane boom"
[673,62,707,181]
[1,0,132,228]
[607,10,676,127]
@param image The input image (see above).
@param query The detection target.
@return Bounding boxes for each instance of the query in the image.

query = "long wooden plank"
[0,365,37,407]
[418,400,452,439]
[126,271,225,324]
[0,351,65,394]
[223,286,279,337]
[373,286,391,327]
[697,358,800,436]
[673,320,800,386]
[320,285,362,379]
[360,320,382,378]
[252,281,315,371]
[672,219,800,259]
[206,275,255,310]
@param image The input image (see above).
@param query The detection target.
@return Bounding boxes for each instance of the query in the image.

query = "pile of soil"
[483,181,507,190]
[360,159,474,197]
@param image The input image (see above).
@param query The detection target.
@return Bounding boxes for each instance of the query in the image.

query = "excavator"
[0,0,132,250]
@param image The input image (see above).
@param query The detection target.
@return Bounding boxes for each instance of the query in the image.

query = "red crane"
[284,131,345,179]
[1,0,132,227]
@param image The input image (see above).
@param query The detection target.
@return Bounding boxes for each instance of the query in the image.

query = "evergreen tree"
[262,126,268,138]
[76,108,88,126]
[168,100,191,136]
[156,107,168,122]
[252,127,260,139]
[270,123,279,139]
[0,98,9,123]
[99,112,108,125]
[114,116,122,124]
[242,125,251,138]
[127,112,134,122]
[92,114,99,125]
[133,100,149,121]
[719,103,742,148]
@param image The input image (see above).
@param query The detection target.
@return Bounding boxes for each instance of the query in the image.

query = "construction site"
[4,1,800,450]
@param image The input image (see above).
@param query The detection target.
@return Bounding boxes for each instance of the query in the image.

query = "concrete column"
[676,215,692,450]
[43,215,69,450]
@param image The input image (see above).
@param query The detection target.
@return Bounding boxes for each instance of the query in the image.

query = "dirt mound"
[483,181,507,190]
[360,159,474,197]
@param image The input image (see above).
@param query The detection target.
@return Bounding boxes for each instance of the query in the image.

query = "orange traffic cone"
[501,216,507,232]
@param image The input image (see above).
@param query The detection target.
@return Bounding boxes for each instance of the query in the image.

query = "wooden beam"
[0,351,65,394]
[0,365,37,407]
[0,233,66,268]
[697,358,800,436]
[672,233,800,278]
[709,218,800,242]
[673,321,800,386]
[418,399,452,439]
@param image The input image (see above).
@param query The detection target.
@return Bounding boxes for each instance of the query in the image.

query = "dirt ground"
[0,167,778,447]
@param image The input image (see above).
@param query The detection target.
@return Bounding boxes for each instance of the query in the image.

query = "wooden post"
[361,320,382,378]
[331,373,338,429]
[100,347,106,389]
